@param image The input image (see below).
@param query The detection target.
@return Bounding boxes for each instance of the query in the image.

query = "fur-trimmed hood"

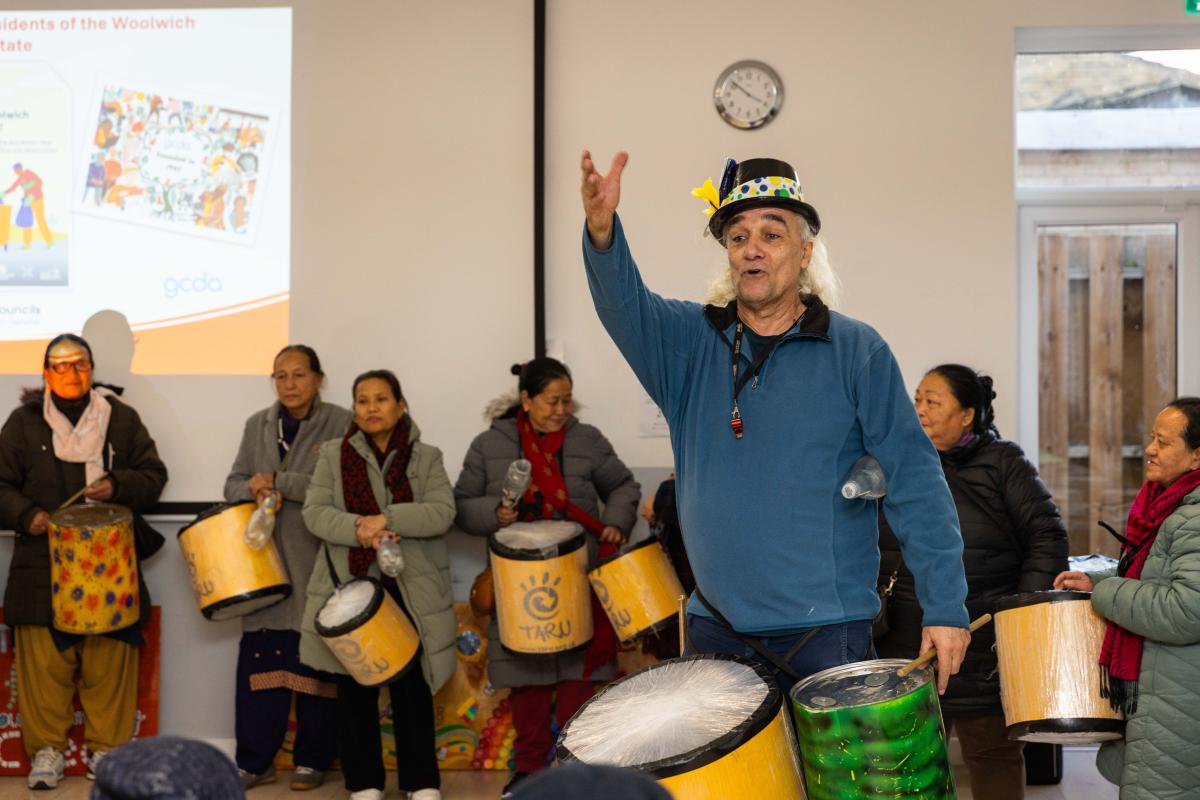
[483,390,520,423]
[481,390,584,424]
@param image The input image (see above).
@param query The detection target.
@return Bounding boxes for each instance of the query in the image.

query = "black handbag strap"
[692,586,818,682]
[943,468,1024,558]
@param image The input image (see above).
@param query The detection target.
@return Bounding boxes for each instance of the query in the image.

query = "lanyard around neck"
[729,316,802,440]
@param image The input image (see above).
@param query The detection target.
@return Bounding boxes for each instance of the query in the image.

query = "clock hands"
[730,80,763,104]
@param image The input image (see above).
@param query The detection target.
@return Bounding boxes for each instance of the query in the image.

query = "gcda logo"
[164,273,223,298]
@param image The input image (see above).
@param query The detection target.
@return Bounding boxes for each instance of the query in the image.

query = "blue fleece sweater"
[583,216,969,633]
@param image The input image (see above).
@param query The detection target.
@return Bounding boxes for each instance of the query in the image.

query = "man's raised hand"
[580,149,628,249]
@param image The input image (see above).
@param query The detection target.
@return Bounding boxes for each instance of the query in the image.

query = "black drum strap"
[692,587,818,682]
[323,543,345,589]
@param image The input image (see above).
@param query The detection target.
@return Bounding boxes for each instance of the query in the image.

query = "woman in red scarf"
[300,370,455,800]
[454,358,640,797]
[1055,397,1200,799]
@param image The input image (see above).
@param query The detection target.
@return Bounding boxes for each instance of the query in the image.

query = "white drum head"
[317,579,377,629]
[494,520,582,554]
[560,656,770,768]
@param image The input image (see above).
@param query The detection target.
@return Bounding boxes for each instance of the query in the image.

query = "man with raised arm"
[579,151,970,694]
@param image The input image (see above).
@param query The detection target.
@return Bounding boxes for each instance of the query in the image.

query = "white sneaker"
[410,791,442,800]
[27,746,64,790]
[349,790,384,800]
[86,748,106,781]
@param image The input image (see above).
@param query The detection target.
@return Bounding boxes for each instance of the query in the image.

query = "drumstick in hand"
[57,473,111,511]
[897,614,992,677]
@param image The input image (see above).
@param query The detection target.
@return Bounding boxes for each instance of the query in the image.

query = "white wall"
[544,0,1197,468]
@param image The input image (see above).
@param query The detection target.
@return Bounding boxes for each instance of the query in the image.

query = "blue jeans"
[686,613,875,699]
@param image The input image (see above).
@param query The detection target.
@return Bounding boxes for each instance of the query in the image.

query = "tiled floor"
[0,745,1119,798]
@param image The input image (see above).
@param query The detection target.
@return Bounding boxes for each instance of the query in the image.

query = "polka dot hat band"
[695,157,822,243]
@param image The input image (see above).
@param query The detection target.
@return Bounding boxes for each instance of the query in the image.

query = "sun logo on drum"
[521,572,561,621]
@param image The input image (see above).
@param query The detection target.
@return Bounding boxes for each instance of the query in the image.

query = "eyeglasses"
[48,361,92,374]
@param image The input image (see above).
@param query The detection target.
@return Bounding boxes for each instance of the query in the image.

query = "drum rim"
[489,529,587,561]
[994,589,1093,614]
[556,654,781,779]
[49,502,132,525]
[315,577,385,637]
[790,658,930,711]
[201,584,293,620]
[591,535,662,569]
[1007,717,1126,742]
[177,501,256,538]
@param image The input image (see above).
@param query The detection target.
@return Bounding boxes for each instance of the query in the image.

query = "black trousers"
[334,585,439,792]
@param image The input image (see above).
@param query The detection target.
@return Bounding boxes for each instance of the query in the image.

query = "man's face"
[44,341,93,400]
[724,206,814,311]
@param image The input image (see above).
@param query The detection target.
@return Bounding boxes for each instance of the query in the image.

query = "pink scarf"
[43,388,112,489]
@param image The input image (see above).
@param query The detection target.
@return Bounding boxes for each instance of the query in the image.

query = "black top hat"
[707,158,821,244]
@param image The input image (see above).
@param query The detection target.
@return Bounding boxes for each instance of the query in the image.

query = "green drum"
[790,659,954,799]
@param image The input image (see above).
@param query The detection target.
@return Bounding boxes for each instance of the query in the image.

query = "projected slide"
[0,8,290,374]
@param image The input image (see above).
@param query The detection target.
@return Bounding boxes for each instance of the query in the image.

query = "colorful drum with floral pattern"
[48,504,138,634]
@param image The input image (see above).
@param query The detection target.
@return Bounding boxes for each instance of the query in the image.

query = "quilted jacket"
[877,432,1068,717]
[453,412,640,689]
[1093,485,1200,799]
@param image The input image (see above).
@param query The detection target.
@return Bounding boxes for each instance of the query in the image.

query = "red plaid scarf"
[342,416,414,578]
[516,410,617,677]
[1100,467,1200,713]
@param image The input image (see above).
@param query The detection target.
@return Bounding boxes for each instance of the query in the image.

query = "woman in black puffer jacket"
[876,364,1068,800]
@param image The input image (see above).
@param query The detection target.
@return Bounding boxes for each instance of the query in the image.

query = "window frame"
[1014,25,1200,461]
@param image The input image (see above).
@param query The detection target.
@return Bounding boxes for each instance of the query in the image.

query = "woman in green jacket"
[1056,397,1200,800]
[300,370,455,800]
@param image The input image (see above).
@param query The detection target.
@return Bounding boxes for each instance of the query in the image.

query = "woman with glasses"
[223,345,351,792]
[0,333,168,790]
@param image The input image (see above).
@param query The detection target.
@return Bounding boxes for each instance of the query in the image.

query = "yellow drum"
[315,577,421,686]
[994,590,1125,742]
[588,537,684,643]
[177,503,291,620]
[49,504,138,634]
[558,655,805,799]
[489,521,592,655]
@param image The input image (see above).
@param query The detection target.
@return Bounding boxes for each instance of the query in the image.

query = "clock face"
[714,60,783,130]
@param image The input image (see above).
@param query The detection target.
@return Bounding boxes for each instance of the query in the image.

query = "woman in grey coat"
[1056,397,1200,800]
[223,345,351,791]
[454,358,640,795]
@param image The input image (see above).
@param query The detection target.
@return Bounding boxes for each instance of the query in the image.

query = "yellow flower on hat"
[691,178,720,218]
